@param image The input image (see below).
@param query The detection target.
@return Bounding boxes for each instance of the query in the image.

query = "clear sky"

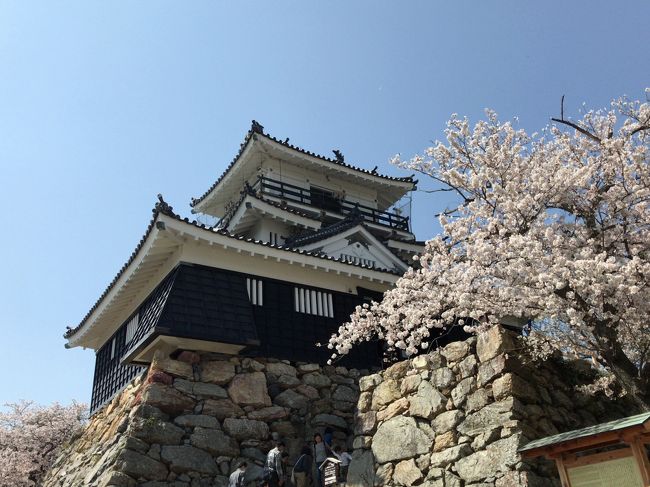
[0,1,648,406]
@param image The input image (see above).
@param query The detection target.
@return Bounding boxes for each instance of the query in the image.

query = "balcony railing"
[251,176,410,232]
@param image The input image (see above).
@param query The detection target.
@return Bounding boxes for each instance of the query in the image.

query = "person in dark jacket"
[291,445,313,487]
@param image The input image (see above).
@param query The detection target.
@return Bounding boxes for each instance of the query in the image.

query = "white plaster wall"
[260,158,379,209]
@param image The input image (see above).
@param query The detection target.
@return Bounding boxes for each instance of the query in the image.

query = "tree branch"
[551,118,602,143]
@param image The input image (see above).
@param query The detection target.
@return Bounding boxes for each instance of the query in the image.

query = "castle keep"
[64,122,422,414]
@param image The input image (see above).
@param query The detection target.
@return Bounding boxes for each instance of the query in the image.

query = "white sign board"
[567,456,643,487]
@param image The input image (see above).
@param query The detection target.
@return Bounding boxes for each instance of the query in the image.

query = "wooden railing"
[252,177,410,232]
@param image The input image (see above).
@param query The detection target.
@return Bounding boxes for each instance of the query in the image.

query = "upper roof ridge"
[190,121,416,210]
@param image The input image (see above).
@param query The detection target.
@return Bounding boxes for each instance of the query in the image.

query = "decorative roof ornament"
[251,120,265,134]
[332,149,344,163]
[155,194,174,216]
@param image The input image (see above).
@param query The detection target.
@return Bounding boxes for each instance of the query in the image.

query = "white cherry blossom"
[328,95,650,407]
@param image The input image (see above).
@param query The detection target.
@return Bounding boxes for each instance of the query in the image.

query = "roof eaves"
[190,120,416,209]
[66,195,399,341]
[64,195,176,340]
[220,188,320,230]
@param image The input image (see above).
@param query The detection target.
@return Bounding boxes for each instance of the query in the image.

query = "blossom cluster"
[328,96,650,402]
[0,400,87,487]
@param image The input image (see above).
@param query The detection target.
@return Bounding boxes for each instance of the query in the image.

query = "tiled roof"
[285,215,365,248]
[65,196,400,340]
[190,121,416,209]
[520,411,650,454]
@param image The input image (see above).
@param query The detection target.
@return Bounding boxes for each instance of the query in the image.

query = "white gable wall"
[250,218,291,245]
[306,230,407,273]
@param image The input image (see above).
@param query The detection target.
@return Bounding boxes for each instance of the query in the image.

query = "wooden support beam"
[630,439,650,486]
[555,457,571,487]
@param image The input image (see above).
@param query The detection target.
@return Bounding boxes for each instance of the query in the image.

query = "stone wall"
[43,351,363,487]
[43,327,636,487]
[346,327,635,487]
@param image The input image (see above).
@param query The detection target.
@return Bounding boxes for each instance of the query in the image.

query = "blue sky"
[0,1,648,406]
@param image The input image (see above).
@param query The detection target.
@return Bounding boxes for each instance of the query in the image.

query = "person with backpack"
[291,445,313,487]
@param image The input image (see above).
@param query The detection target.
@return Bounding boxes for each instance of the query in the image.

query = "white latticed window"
[294,287,334,317]
[247,278,263,306]
[125,313,139,344]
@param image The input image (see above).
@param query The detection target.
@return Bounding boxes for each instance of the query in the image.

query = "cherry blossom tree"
[329,95,650,407]
[0,400,87,487]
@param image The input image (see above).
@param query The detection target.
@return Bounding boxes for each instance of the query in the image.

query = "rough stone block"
[430,444,472,468]
[312,413,348,430]
[302,372,332,389]
[377,397,410,422]
[457,398,521,437]
[401,374,422,395]
[161,445,219,475]
[477,355,507,386]
[409,380,445,420]
[451,377,475,407]
[433,431,457,452]
[152,351,194,380]
[200,361,235,385]
[223,418,269,440]
[116,449,168,481]
[371,379,401,409]
[455,434,523,483]
[332,385,358,403]
[131,418,184,445]
[266,362,297,378]
[174,414,220,429]
[192,382,228,398]
[202,399,244,420]
[371,416,431,463]
[441,341,470,363]
[347,450,375,487]
[432,409,464,435]
[296,384,319,400]
[476,326,515,363]
[357,391,372,413]
[274,389,309,410]
[432,368,455,391]
[141,383,195,416]
[359,373,382,392]
[227,372,271,407]
[393,458,423,486]
[247,406,288,422]
[384,360,410,380]
[493,373,538,402]
[190,427,239,457]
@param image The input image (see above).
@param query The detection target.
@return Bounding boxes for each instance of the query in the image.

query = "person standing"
[313,433,328,486]
[332,446,352,483]
[291,445,313,487]
[228,461,248,487]
[265,441,286,487]
[281,451,292,486]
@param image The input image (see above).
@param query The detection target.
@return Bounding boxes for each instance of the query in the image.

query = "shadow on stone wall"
[43,352,365,487]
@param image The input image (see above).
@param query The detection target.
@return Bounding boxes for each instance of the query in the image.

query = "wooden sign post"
[320,457,341,486]
[520,412,650,487]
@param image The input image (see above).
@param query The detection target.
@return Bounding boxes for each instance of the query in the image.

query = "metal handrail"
[251,176,410,231]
